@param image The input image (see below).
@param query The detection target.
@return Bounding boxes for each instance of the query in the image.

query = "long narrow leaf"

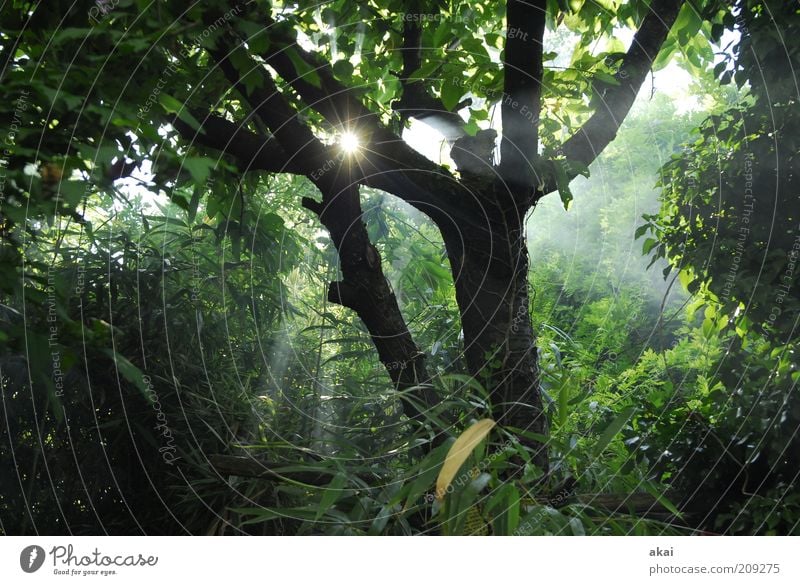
[593,406,636,457]
[436,419,495,500]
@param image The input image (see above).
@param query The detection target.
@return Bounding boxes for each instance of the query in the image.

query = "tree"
[2,0,728,475]
[645,0,799,342]
[638,0,800,531]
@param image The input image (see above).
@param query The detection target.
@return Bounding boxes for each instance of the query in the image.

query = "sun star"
[340,131,360,154]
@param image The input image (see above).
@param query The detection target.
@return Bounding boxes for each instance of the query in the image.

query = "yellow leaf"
[435,419,496,501]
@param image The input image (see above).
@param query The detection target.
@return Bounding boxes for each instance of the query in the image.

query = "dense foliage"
[640,0,800,534]
[1,0,797,535]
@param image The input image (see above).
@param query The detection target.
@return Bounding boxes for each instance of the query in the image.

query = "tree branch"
[205,5,481,230]
[498,0,548,190]
[231,25,468,225]
[207,41,441,423]
[171,113,305,175]
[171,106,481,238]
[172,111,471,231]
[557,0,685,172]
[209,45,334,187]
[392,7,469,142]
[310,183,441,423]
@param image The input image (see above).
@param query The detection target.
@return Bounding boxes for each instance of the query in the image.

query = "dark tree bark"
[303,183,439,418]
[439,182,548,470]
[499,0,547,188]
[427,0,551,471]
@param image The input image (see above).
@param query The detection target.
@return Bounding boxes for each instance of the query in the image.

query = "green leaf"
[642,482,683,519]
[236,20,270,53]
[553,160,573,210]
[565,159,590,178]
[557,380,570,427]
[286,48,322,88]
[440,79,464,112]
[226,50,264,94]
[158,93,186,114]
[158,94,204,132]
[463,118,480,136]
[368,503,393,535]
[315,472,347,521]
[674,4,703,42]
[486,484,520,535]
[187,185,202,223]
[40,86,85,110]
[407,60,440,82]
[102,349,150,401]
[59,181,87,208]
[593,406,636,457]
[652,39,677,71]
[396,440,451,510]
[433,20,451,48]
[642,238,658,254]
[593,70,620,86]
[332,60,354,79]
[569,516,585,535]
[183,157,216,185]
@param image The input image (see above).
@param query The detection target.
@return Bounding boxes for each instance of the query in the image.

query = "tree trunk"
[440,184,549,472]
[302,186,438,422]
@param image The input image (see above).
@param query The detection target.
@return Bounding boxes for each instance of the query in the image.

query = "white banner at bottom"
[1,536,797,583]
